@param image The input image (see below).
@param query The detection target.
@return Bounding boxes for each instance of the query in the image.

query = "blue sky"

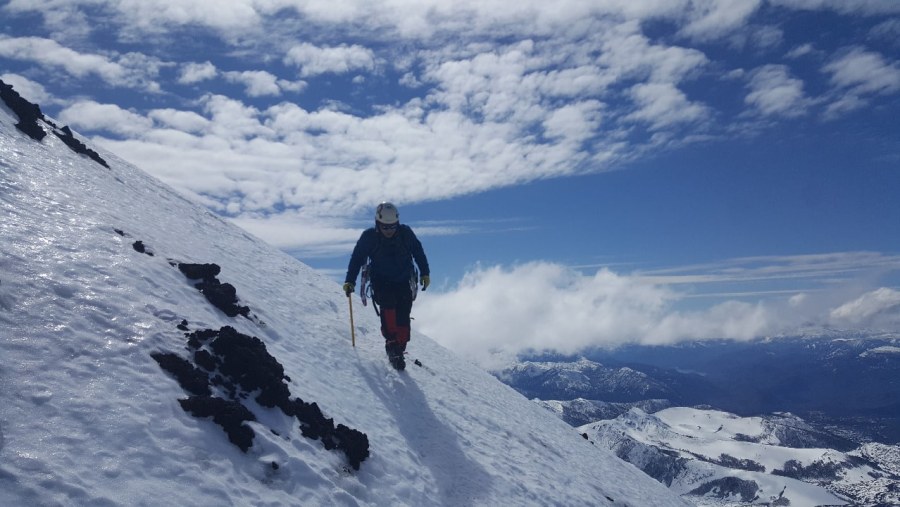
[3,0,900,362]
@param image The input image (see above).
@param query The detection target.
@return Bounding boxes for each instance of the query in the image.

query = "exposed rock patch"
[54,125,109,168]
[0,79,47,141]
[156,326,370,470]
[689,476,759,503]
[1,79,109,167]
[178,263,251,319]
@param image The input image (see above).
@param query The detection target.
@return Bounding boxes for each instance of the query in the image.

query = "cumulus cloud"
[824,47,900,95]
[829,287,900,325]
[415,257,900,369]
[745,64,810,117]
[678,0,763,41]
[178,61,217,84]
[58,101,154,136]
[147,109,210,133]
[223,70,281,97]
[221,70,307,97]
[822,47,900,117]
[627,82,709,130]
[597,22,709,84]
[0,36,162,91]
[785,43,817,59]
[284,43,376,77]
[414,262,785,369]
[415,263,676,368]
[0,73,54,104]
[0,36,125,81]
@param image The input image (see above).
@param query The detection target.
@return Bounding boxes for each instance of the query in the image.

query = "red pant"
[373,280,413,349]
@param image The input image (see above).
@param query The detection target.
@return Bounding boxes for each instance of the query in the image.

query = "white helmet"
[375,202,399,224]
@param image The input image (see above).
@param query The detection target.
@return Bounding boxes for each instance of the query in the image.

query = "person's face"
[379,222,398,238]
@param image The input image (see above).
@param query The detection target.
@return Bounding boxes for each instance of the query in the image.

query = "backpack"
[359,228,418,314]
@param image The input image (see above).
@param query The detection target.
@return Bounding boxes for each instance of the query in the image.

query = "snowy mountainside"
[0,83,689,506]
[583,407,900,507]
[499,338,900,444]
[588,336,900,436]
[536,398,672,427]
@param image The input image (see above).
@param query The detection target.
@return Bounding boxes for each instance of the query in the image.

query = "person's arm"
[345,229,374,284]
[406,226,429,278]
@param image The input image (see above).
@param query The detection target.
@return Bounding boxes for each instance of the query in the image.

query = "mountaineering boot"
[385,341,405,371]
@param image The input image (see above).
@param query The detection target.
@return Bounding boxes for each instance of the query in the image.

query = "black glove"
[343,282,355,297]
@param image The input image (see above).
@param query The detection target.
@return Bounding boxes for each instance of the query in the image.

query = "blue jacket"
[345,225,429,286]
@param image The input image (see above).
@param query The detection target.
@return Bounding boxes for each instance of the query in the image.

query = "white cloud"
[415,263,675,368]
[178,61,217,84]
[284,43,376,77]
[745,64,810,117]
[678,0,763,41]
[3,0,94,40]
[0,36,161,91]
[597,22,709,84]
[870,18,900,44]
[821,47,900,118]
[414,262,784,369]
[785,43,817,59]
[0,73,54,104]
[542,101,604,143]
[147,108,210,133]
[220,70,306,97]
[0,36,125,81]
[823,47,900,96]
[224,70,282,97]
[98,0,262,33]
[415,256,900,368]
[748,25,784,50]
[829,287,900,325]
[627,82,709,130]
[229,212,361,256]
[771,0,900,16]
[58,101,154,136]
[634,252,900,287]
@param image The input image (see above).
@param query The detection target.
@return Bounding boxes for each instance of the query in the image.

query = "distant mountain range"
[494,335,900,506]
[497,334,900,442]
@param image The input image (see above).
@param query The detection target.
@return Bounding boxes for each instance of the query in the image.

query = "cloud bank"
[415,255,900,368]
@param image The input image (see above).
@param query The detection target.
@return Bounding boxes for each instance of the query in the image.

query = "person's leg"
[374,283,405,368]
[374,283,399,341]
[394,287,413,352]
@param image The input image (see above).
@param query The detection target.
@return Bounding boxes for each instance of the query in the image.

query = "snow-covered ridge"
[584,407,900,507]
[0,81,689,505]
[495,357,672,402]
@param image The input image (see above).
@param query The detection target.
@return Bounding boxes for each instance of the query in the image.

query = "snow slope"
[0,90,689,505]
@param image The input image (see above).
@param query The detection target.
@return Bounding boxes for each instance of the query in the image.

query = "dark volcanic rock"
[178,263,221,281]
[53,125,109,168]
[153,325,370,470]
[0,79,46,141]
[179,395,257,452]
[178,263,250,318]
[209,326,291,408]
[689,477,759,503]
[151,352,211,396]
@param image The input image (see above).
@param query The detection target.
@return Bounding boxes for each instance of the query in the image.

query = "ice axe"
[347,293,356,347]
